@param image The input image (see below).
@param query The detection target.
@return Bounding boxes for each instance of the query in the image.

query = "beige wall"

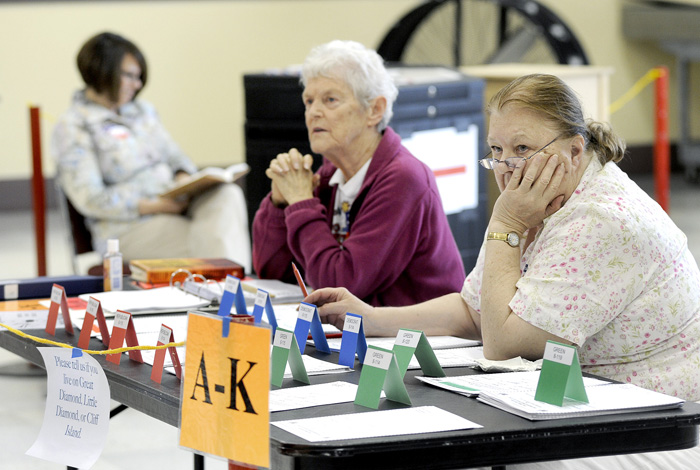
[0,0,695,181]
[0,0,421,179]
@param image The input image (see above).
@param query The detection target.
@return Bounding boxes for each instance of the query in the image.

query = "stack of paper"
[320,335,480,352]
[418,371,685,420]
[78,287,210,316]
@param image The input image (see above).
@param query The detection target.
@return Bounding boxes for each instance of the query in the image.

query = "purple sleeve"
[252,195,295,282]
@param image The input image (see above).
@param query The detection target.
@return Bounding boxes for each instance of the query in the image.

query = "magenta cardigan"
[252,127,466,307]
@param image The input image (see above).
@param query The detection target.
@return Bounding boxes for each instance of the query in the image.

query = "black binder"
[0,275,103,300]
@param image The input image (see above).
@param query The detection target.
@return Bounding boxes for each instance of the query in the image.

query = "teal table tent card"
[338,313,367,367]
[293,302,331,354]
[354,346,411,409]
[535,340,589,406]
[270,328,309,387]
[252,288,278,336]
[218,275,248,317]
[392,329,445,378]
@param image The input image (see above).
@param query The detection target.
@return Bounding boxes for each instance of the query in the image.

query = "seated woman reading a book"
[52,32,251,272]
[306,74,700,468]
[252,40,465,307]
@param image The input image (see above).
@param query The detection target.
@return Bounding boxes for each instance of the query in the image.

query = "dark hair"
[486,74,626,165]
[77,32,147,103]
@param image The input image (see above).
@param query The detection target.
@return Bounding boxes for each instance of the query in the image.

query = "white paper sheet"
[407,346,485,370]
[322,335,480,352]
[271,303,342,336]
[272,405,482,442]
[78,286,210,316]
[284,355,351,379]
[270,381,360,412]
[0,309,63,330]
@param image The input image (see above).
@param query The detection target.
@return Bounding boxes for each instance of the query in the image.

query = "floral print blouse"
[51,90,197,254]
[462,158,700,401]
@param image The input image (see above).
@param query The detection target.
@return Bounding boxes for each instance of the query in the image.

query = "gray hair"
[487,74,626,165]
[301,40,398,132]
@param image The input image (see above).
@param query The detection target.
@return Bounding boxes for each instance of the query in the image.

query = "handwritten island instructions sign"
[535,340,589,406]
[26,347,110,469]
[180,311,270,468]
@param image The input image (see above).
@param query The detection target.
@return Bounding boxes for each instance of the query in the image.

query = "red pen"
[292,262,309,297]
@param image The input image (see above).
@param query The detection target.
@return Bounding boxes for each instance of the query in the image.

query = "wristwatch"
[487,231,520,247]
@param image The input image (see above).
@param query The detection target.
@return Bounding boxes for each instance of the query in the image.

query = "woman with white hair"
[252,40,464,307]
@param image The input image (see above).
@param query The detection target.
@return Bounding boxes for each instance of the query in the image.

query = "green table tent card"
[392,329,446,378]
[270,327,309,387]
[534,340,588,406]
[354,346,411,409]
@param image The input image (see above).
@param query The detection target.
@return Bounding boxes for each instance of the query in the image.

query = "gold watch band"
[487,231,520,247]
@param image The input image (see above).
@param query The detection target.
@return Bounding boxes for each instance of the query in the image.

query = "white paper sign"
[543,342,575,366]
[158,325,172,344]
[50,285,63,304]
[224,275,240,293]
[113,311,130,329]
[298,303,316,322]
[26,348,110,469]
[273,329,294,350]
[343,315,361,334]
[364,347,392,370]
[86,297,99,316]
[255,290,269,307]
[395,329,421,348]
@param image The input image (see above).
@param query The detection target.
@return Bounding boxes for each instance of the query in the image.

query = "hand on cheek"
[493,153,565,233]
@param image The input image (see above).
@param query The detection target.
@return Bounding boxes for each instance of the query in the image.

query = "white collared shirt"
[329,159,372,244]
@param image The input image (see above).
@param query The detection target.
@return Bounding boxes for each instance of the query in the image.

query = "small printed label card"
[534,340,588,406]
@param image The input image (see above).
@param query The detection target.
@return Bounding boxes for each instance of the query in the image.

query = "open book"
[160,162,250,199]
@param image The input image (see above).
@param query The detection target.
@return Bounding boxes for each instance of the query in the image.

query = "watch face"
[506,232,520,246]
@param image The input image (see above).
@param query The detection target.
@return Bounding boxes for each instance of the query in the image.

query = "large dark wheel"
[377,0,589,66]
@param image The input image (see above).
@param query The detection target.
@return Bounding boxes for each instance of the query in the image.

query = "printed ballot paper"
[26,348,110,469]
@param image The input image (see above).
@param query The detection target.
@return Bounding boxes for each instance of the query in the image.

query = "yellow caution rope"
[0,322,184,355]
[609,67,666,115]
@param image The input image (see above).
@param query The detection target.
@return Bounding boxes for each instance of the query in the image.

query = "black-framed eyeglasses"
[478,135,561,170]
[120,71,142,82]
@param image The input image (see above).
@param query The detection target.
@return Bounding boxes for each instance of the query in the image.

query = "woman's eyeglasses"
[478,136,560,170]
[120,71,142,82]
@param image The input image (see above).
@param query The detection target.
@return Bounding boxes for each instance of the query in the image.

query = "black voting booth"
[243,67,487,273]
